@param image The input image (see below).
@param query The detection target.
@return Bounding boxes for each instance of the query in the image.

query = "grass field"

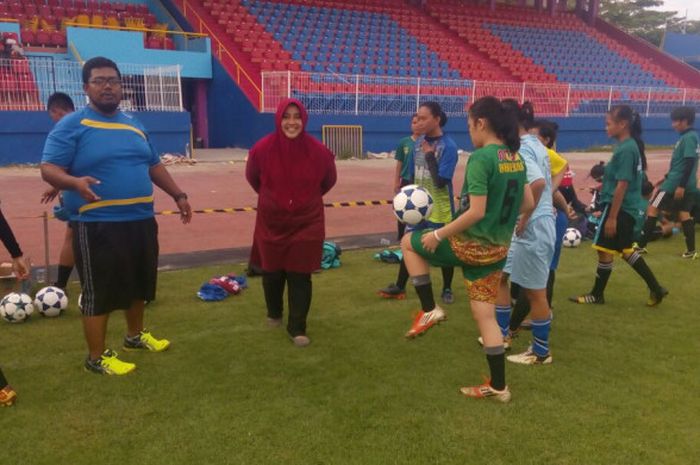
[1,235,699,465]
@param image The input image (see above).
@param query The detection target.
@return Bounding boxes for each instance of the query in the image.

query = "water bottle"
[35,267,46,284]
[380,238,391,246]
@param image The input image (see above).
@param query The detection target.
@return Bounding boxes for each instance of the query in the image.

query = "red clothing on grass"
[246,99,337,273]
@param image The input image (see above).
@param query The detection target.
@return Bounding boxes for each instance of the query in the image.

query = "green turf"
[1,236,699,465]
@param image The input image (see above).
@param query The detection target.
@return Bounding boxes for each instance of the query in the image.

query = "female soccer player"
[401,96,534,402]
[246,98,337,347]
[571,105,667,306]
[495,100,556,366]
[505,119,570,334]
[0,207,30,406]
[379,103,457,304]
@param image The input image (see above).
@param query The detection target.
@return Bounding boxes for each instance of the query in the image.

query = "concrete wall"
[0,111,191,165]
[67,27,212,79]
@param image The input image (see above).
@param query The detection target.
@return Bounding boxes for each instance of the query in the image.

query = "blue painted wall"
[0,111,191,165]
[0,21,20,36]
[67,27,212,78]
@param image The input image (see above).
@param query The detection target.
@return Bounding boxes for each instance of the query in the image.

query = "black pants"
[262,270,312,337]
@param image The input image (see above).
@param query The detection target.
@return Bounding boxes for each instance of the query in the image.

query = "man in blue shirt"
[41,57,192,376]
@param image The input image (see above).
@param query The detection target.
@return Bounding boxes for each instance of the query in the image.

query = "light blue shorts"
[503,215,556,290]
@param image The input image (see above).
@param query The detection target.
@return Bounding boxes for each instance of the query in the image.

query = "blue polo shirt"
[42,107,161,222]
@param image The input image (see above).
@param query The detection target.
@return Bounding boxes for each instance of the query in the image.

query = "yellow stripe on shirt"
[80,118,147,140]
[79,196,154,214]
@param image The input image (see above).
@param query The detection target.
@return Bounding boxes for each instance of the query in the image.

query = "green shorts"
[410,230,507,282]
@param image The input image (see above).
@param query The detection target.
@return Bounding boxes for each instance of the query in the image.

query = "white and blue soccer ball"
[0,292,35,323]
[34,286,68,317]
[393,184,434,226]
[562,228,582,248]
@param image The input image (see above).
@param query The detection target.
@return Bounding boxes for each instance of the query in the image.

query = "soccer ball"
[34,286,68,317]
[562,228,582,248]
[0,292,35,323]
[393,184,434,225]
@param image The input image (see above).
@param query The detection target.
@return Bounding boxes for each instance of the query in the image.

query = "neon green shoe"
[85,349,136,375]
[123,330,171,352]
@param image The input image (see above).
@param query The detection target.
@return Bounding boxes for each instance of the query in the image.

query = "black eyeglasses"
[89,78,122,87]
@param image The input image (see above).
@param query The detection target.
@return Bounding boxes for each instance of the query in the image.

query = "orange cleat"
[405,307,446,339]
[460,379,511,403]
[0,385,17,407]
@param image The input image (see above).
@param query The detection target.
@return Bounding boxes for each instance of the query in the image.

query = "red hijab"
[247,98,336,214]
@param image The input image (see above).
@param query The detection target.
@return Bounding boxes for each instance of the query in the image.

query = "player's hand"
[604,218,617,238]
[12,256,29,281]
[40,187,59,204]
[421,140,435,155]
[177,198,192,224]
[421,230,440,253]
[515,214,529,237]
[674,187,685,201]
[73,176,101,202]
[567,204,577,219]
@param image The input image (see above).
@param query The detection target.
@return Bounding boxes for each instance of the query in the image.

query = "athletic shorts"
[503,215,556,290]
[592,205,635,255]
[649,190,695,213]
[72,218,159,316]
[410,230,508,302]
[550,209,569,271]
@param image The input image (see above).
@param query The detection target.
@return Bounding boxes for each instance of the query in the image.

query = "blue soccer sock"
[531,317,552,357]
[495,305,511,338]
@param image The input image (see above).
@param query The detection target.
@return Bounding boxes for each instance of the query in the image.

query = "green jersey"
[660,129,699,193]
[394,136,415,182]
[458,144,527,247]
[600,138,644,217]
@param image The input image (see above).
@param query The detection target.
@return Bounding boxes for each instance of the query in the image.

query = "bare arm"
[551,164,567,191]
[40,162,101,202]
[394,160,403,193]
[553,189,568,212]
[149,164,192,224]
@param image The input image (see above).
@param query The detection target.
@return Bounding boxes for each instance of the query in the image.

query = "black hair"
[589,161,605,180]
[609,105,647,171]
[82,56,121,84]
[468,96,520,153]
[419,101,447,127]
[670,106,695,125]
[532,119,559,149]
[501,99,536,130]
[46,92,75,112]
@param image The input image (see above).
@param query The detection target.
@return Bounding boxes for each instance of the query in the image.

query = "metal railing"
[262,71,700,117]
[0,57,183,112]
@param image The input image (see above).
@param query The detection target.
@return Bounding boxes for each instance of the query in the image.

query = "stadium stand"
[0,0,171,50]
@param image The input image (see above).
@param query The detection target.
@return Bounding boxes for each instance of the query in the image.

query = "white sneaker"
[507,347,552,365]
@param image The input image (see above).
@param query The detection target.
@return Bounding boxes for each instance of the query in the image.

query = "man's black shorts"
[593,206,636,254]
[72,218,158,316]
[650,190,695,213]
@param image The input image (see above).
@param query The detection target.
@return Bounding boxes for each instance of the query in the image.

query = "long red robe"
[246,99,337,273]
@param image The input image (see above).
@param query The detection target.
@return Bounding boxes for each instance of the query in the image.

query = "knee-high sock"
[396,260,409,290]
[625,252,661,293]
[0,366,8,388]
[639,215,658,248]
[496,305,511,337]
[412,274,435,312]
[56,265,73,289]
[485,345,506,391]
[441,266,454,291]
[591,262,613,299]
[546,270,555,308]
[682,218,696,252]
[508,287,530,333]
[531,317,552,357]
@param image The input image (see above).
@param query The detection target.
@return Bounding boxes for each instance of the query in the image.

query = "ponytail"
[610,105,647,171]
[501,99,536,130]
[468,96,520,153]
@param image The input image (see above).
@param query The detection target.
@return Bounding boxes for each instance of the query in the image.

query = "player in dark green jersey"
[638,106,699,258]
[571,105,667,306]
[401,97,534,403]
[393,114,419,240]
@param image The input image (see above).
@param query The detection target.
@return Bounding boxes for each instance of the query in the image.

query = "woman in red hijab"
[246,99,337,347]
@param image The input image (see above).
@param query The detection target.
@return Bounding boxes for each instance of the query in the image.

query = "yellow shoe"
[123,331,171,352]
[85,349,136,375]
[0,385,17,406]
